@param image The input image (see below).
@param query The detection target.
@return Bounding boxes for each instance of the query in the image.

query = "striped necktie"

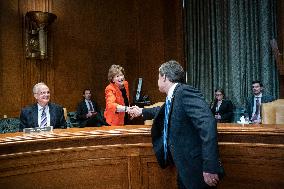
[163,97,171,161]
[40,107,47,127]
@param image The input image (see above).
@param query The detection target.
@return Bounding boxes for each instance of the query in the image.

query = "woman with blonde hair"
[104,65,130,126]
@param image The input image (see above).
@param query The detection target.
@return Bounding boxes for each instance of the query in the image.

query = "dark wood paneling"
[0,0,23,117]
[131,0,184,104]
[0,124,283,188]
[52,0,139,111]
[0,0,184,118]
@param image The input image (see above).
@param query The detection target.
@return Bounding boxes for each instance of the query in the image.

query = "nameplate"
[23,126,53,135]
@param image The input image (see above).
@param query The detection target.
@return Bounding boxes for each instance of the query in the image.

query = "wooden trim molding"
[0,124,283,188]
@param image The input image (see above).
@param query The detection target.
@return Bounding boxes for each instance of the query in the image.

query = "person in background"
[76,89,107,127]
[104,65,130,126]
[246,80,275,123]
[19,82,66,131]
[211,89,234,123]
[128,60,222,189]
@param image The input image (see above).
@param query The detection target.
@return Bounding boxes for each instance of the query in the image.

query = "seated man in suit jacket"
[19,82,67,131]
[245,80,275,123]
[76,89,106,127]
[211,89,234,123]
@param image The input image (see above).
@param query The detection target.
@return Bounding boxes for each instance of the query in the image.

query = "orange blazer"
[104,81,130,126]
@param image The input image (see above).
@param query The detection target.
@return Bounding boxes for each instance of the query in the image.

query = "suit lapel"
[250,97,254,113]
[83,101,88,112]
[218,101,224,112]
[91,100,97,112]
[32,104,38,127]
[49,103,55,126]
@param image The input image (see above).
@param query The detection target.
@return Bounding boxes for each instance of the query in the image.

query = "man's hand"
[127,106,142,119]
[203,172,219,187]
[215,114,221,120]
[251,114,261,124]
[86,111,97,118]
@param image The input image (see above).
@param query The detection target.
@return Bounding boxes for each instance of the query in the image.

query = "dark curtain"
[184,0,279,108]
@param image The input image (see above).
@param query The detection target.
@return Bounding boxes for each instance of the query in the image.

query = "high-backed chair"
[261,99,284,124]
[144,102,164,125]
[275,105,284,124]
[66,111,80,127]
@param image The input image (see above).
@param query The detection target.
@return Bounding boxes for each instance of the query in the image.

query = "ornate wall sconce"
[25,11,57,59]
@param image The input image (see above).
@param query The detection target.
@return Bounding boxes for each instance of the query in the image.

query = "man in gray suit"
[19,82,66,131]
[245,80,275,123]
[129,60,222,189]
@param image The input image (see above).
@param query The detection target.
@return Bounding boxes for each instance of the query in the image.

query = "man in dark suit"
[19,82,67,131]
[246,80,275,123]
[76,89,106,127]
[129,60,221,189]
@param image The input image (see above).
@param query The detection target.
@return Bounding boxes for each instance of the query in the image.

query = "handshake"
[126,106,143,119]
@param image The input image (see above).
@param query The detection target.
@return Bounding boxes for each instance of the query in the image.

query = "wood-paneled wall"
[0,0,184,117]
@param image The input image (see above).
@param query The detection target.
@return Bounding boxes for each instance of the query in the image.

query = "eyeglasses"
[36,91,50,95]
[215,94,223,96]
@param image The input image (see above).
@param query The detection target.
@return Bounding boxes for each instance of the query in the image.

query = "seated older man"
[19,82,67,131]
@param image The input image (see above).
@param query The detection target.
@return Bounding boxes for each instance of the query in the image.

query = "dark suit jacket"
[76,100,105,126]
[19,102,67,131]
[142,84,220,189]
[211,99,234,122]
[245,93,275,119]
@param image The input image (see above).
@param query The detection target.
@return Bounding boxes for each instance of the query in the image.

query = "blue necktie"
[163,97,171,161]
[40,107,47,127]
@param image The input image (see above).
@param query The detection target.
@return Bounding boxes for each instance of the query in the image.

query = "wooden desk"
[0,124,283,189]
[217,123,284,189]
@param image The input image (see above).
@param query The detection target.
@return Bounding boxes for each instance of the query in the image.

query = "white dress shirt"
[85,99,94,112]
[167,83,178,101]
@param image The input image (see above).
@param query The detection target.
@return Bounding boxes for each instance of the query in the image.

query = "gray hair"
[159,60,184,82]
[33,82,48,94]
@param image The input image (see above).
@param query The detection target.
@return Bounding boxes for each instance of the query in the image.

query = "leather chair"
[261,99,284,124]
[66,111,80,127]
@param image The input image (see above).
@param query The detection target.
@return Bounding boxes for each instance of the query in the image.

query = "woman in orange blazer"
[104,65,130,126]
